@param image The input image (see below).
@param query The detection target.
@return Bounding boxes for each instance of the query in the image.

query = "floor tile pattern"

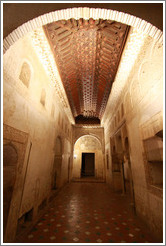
[17,183,159,243]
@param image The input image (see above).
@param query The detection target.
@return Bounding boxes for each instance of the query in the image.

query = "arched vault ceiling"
[43,18,129,123]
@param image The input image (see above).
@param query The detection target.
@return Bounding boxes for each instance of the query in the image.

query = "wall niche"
[19,62,31,88]
[141,112,163,196]
[143,133,163,189]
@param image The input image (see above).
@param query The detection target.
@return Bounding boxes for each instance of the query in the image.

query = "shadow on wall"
[51,136,63,190]
[110,123,135,208]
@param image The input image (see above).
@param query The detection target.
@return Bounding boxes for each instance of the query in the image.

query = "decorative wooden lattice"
[44,18,129,123]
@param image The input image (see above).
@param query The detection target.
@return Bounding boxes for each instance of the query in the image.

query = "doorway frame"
[81,152,95,178]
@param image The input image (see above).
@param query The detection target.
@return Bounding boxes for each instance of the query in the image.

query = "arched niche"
[52,136,63,189]
[19,61,31,88]
[72,135,104,180]
[73,132,104,151]
[74,134,102,147]
[54,136,62,155]
[115,131,123,156]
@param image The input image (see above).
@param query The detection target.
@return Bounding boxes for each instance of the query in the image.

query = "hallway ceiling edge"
[101,27,148,127]
[29,28,75,124]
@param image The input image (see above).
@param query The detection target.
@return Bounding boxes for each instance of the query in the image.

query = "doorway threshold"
[72,177,105,183]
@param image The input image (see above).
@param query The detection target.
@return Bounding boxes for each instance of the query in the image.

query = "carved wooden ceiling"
[43,18,129,124]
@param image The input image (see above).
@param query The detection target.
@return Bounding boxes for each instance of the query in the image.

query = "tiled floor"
[17,182,159,243]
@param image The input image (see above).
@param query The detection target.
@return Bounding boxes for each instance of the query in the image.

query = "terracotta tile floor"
[17,183,159,243]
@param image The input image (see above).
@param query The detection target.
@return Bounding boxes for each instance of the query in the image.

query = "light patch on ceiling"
[101,27,147,126]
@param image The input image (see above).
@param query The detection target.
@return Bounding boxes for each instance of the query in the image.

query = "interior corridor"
[16,182,158,244]
[3,3,163,244]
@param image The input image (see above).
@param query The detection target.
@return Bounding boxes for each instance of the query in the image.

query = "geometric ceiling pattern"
[43,18,129,124]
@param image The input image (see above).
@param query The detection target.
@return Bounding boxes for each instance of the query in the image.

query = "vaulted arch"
[3,7,162,53]
[72,135,105,180]
[74,134,102,147]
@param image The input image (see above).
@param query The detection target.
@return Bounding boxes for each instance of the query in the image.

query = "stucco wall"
[3,34,73,241]
[103,34,163,240]
[3,19,163,243]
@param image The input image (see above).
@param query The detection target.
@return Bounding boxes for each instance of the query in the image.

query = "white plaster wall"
[3,34,73,220]
[103,35,163,240]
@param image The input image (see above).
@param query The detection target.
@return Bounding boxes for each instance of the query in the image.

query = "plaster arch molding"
[149,37,163,59]
[138,59,150,90]
[3,7,163,53]
[74,133,102,147]
[138,60,149,82]
[138,56,162,95]
[138,36,163,82]
[74,134,102,147]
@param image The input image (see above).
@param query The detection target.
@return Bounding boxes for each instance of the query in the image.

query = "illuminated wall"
[3,34,73,242]
[102,33,163,240]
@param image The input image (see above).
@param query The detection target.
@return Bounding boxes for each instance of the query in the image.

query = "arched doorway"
[72,135,104,180]
[52,136,62,189]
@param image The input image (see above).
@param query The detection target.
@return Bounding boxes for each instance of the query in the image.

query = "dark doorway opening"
[81,153,95,177]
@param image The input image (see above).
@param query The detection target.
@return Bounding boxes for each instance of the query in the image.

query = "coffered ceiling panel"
[43,18,129,124]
